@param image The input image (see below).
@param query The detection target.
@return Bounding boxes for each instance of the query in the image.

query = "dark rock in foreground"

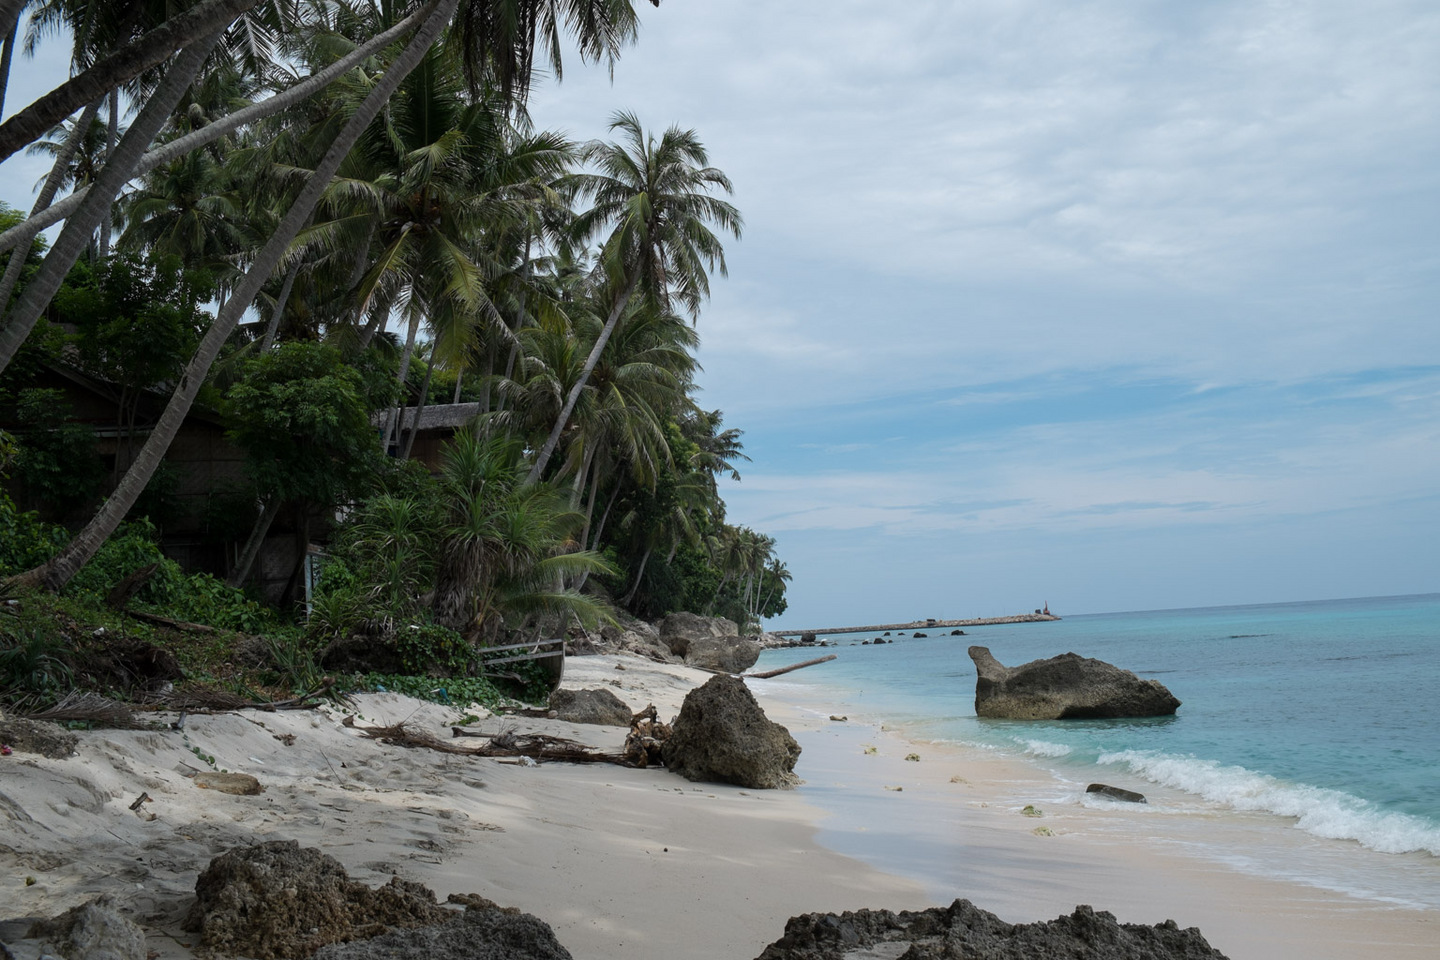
[183,841,457,959]
[312,905,573,960]
[549,687,632,726]
[969,646,1181,720]
[756,899,1229,960]
[661,674,800,789]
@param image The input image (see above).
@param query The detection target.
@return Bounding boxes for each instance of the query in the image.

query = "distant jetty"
[773,613,1060,637]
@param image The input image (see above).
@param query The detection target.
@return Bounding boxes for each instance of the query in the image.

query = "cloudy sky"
[5,1,1437,625]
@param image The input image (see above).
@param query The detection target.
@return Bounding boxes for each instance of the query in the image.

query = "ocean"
[754,593,1440,909]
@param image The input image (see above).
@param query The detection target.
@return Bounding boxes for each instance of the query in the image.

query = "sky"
[5,1,1438,626]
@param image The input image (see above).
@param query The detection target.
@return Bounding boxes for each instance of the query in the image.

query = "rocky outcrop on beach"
[683,635,762,673]
[182,841,459,959]
[20,895,147,960]
[657,612,740,658]
[661,674,800,788]
[311,903,573,960]
[969,646,1181,720]
[548,687,633,725]
[0,712,77,759]
[755,899,1230,960]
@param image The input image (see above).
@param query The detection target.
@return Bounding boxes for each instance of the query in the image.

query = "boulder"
[657,612,740,658]
[183,841,456,959]
[548,688,632,726]
[27,896,146,960]
[0,716,77,759]
[756,899,1228,959]
[618,630,678,663]
[969,646,1180,720]
[684,635,762,673]
[194,772,263,795]
[661,675,800,789]
[311,905,572,960]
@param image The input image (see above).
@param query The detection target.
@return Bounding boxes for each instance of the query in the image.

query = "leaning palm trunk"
[98,90,118,258]
[525,271,641,483]
[227,497,282,588]
[0,15,17,120]
[382,306,423,451]
[0,98,100,312]
[0,35,221,376]
[259,261,300,352]
[0,0,262,163]
[0,9,426,258]
[400,353,435,459]
[17,0,456,592]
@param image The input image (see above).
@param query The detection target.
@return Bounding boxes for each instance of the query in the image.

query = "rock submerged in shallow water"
[661,674,800,789]
[969,646,1180,720]
[1087,783,1148,803]
[755,899,1229,960]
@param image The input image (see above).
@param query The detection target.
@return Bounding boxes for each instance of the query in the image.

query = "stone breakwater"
[773,613,1060,637]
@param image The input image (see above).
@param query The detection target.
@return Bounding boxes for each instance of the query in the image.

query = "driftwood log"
[744,654,837,680]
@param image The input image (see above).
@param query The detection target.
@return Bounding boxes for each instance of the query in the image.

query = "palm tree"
[526,111,740,482]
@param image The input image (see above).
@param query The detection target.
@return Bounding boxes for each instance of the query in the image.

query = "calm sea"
[755,593,1440,906]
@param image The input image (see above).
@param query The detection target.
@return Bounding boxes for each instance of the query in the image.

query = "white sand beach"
[2,653,1436,959]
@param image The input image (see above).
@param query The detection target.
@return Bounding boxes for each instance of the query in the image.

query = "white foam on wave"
[1021,739,1073,758]
[1098,750,1440,856]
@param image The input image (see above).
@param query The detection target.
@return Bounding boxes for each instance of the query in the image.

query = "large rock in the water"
[312,905,572,960]
[549,687,632,725]
[657,612,740,658]
[182,841,456,959]
[684,635,762,673]
[756,899,1229,960]
[969,646,1180,719]
[661,674,800,789]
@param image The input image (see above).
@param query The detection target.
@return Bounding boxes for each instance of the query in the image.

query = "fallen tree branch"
[122,608,219,633]
[744,654,838,679]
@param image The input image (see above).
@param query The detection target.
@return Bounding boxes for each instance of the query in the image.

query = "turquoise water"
[757,594,1440,862]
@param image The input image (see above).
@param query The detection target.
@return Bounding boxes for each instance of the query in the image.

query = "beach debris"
[195,772,263,795]
[950,775,969,784]
[661,674,801,789]
[744,654,838,680]
[0,714,78,757]
[863,745,877,755]
[26,895,146,960]
[623,704,671,768]
[829,715,847,722]
[884,785,903,792]
[1087,783,1148,803]
[1021,805,1043,817]
[184,840,481,959]
[310,901,575,960]
[905,753,921,762]
[0,744,9,755]
[548,687,632,726]
[127,792,150,811]
[23,691,138,729]
[969,646,1181,719]
[754,900,1230,960]
[1032,826,1054,836]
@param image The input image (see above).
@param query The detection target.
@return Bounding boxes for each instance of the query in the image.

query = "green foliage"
[0,630,73,696]
[55,253,205,401]
[225,342,387,508]
[0,202,49,311]
[394,621,476,675]
[351,673,508,710]
[0,441,69,574]
[65,519,274,632]
[10,389,104,516]
[264,629,325,694]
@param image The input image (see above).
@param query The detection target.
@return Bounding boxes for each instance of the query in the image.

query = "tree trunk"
[451,363,464,403]
[0,0,263,164]
[0,9,426,257]
[98,89,118,259]
[0,14,17,121]
[525,271,641,483]
[259,260,300,352]
[400,351,434,459]
[16,0,457,593]
[621,545,653,607]
[0,99,100,313]
[383,305,422,451]
[0,33,219,376]
[227,497,281,588]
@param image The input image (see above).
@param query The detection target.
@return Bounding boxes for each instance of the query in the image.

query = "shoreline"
[4,652,1437,959]
[749,671,1440,960]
